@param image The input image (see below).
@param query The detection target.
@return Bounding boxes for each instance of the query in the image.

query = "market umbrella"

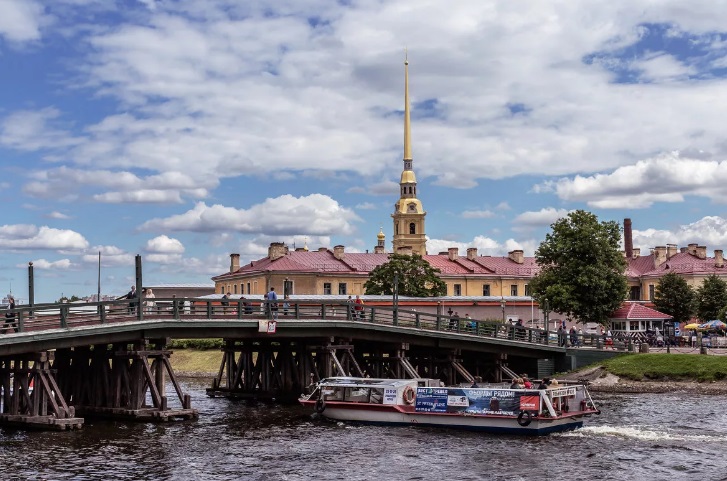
[700,320,727,330]
[684,323,702,330]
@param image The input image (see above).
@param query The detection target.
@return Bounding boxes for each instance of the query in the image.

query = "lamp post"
[393,274,399,325]
[500,297,506,323]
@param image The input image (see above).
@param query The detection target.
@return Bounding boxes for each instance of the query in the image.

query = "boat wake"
[560,425,724,443]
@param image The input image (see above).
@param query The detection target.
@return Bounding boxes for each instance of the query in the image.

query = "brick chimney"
[696,245,707,259]
[268,242,288,261]
[229,253,240,273]
[687,243,698,255]
[632,247,640,258]
[508,250,524,264]
[318,247,327,252]
[624,218,633,259]
[653,246,667,266]
[715,249,724,268]
[448,247,459,261]
[398,246,413,256]
[374,245,385,254]
[467,247,478,260]
[666,244,677,259]
[333,245,345,260]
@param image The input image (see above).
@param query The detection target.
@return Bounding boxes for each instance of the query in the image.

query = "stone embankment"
[565,366,727,395]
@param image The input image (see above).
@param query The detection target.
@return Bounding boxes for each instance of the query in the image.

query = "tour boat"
[300,377,599,435]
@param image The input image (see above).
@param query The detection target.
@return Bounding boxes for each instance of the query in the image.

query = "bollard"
[639,343,649,353]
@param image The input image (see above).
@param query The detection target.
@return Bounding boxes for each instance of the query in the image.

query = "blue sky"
[3,0,727,302]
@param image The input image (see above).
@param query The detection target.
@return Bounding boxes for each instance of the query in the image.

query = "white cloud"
[82,245,135,267]
[355,202,377,210]
[140,194,360,236]
[25,259,73,270]
[0,225,88,250]
[427,235,537,257]
[461,210,495,219]
[0,0,48,43]
[46,211,71,219]
[513,208,571,228]
[145,235,185,254]
[632,216,727,252]
[540,153,727,208]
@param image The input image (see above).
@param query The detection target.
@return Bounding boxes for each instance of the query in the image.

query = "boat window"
[345,387,370,403]
[370,388,383,404]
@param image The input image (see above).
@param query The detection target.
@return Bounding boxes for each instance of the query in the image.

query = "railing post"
[415,312,420,329]
[236,300,242,320]
[436,315,441,331]
[295,302,300,319]
[60,305,68,328]
[393,308,398,327]
[206,301,212,319]
[369,307,375,322]
[320,303,326,320]
[100,303,106,324]
[16,311,23,332]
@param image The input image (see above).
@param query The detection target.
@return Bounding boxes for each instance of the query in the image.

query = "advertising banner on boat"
[415,387,540,415]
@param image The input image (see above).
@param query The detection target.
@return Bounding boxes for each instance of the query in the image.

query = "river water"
[1,378,725,481]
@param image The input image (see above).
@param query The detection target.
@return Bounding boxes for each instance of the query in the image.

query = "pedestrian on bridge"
[266,287,278,320]
[2,295,17,334]
[126,286,137,314]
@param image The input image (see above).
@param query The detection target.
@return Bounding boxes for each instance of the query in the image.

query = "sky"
[4,0,727,302]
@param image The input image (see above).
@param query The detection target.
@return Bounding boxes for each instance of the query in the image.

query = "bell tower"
[392,55,427,255]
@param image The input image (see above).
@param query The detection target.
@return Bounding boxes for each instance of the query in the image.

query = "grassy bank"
[602,353,727,382]
[170,349,221,375]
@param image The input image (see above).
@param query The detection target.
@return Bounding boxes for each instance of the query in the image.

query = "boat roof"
[318,377,427,388]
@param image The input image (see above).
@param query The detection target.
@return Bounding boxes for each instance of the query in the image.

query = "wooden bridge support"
[55,340,197,422]
[207,339,310,401]
[0,351,84,430]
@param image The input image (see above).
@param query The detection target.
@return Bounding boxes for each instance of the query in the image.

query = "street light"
[500,297,506,323]
[393,274,399,325]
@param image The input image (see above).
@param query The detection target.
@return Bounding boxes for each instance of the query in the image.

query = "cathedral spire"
[392,54,426,256]
[404,50,412,162]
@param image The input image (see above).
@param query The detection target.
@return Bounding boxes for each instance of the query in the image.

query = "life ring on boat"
[517,410,532,427]
[314,397,326,414]
[402,386,416,405]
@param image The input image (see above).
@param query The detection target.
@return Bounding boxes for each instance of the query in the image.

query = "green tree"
[653,272,694,324]
[529,210,628,325]
[364,253,446,297]
[695,275,727,322]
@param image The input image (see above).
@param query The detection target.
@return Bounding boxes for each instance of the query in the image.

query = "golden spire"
[377,226,385,240]
[403,50,412,161]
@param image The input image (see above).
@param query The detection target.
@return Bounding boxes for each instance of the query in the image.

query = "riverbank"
[565,353,727,395]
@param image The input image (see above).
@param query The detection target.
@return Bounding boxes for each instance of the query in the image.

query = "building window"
[395,224,399,234]
[220,286,225,294]
[284,280,293,296]
[524,284,530,297]
[482,284,490,296]
[323,283,332,295]
[649,284,655,300]
[247,282,251,295]
[409,223,416,234]
[629,286,640,301]
[453,284,462,296]
[338,283,347,295]
[233,284,238,294]
[510,285,518,296]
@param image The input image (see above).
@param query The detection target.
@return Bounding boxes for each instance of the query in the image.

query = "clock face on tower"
[408,203,417,212]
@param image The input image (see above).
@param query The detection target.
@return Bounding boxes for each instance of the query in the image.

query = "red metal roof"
[627,251,727,277]
[609,303,672,320]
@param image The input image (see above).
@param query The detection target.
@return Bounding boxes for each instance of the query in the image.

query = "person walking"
[354,295,365,320]
[266,287,278,320]
[2,295,17,334]
[126,286,137,314]
[144,288,156,314]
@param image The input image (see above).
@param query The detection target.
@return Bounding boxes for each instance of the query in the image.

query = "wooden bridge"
[0,297,575,430]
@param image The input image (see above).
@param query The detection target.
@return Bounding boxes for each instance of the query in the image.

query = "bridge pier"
[57,340,197,422]
[0,351,84,430]
[207,339,311,402]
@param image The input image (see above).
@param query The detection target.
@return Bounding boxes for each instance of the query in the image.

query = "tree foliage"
[695,274,727,322]
[653,272,694,324]
[364,253,446,297]
[529,210,628,325]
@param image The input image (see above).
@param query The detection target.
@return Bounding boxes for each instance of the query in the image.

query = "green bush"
[169,338,223,350]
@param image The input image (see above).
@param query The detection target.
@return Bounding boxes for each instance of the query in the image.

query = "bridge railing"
[0,298,562,349]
